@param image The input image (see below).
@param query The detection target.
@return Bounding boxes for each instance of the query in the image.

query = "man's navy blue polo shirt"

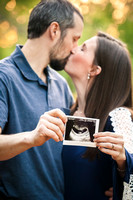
[0,45,73,200]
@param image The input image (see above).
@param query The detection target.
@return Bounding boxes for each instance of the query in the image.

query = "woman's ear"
[90,65,102,77]
[48,22,61,40]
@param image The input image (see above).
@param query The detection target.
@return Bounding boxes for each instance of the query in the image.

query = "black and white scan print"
[63,116,99,147]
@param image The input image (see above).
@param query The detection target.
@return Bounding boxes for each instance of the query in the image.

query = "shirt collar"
[11,45,57,81]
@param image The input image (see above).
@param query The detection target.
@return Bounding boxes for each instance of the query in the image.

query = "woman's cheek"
[71,54,84,64]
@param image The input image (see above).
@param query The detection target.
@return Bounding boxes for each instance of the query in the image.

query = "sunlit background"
[0,0,133,92]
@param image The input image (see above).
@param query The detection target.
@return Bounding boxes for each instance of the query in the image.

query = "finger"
[96,142,124,152]
[105,187,113,197]
[41,113,66,134]
[45,109,67,124]
[98,146,120,157]
[94,132,123,139]
[38,124,60,142]
[109,187,113,192]
[105,190,113,197]
[39,118,64,141]
[94,137,124,146]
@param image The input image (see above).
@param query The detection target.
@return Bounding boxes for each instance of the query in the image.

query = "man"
[0,0,84,199]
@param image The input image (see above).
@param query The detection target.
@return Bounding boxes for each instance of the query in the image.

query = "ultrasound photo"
[63,116,99,147]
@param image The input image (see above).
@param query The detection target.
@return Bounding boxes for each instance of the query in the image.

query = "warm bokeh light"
[16,15,27,24]
[109,0,130,24]
[0,21,10,33]
[80,0,90,3]
[110,0,125,9]
[113,9,124,20]
[29,8,33,14]
[5,0,16,12]
[0,26,18,48]
[91,0,107,4]
[106,24,119,38]
[81,5,89,14]
[73,3,82,12]
[124,5,130,16]
[70,0,80,4]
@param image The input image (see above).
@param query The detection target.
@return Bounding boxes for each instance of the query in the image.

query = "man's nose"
[71,46,79,54]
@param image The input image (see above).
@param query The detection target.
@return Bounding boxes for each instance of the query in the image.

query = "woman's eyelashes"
[80,45,85,51]
[80,43,87,51]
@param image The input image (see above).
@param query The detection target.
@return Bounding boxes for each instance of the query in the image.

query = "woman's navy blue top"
[62,116,132,200]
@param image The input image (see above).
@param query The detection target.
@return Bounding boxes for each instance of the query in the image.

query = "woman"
[63,32,133,200]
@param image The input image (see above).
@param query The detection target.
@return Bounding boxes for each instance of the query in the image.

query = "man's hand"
[105,187,113,200]
[31,108,67,147]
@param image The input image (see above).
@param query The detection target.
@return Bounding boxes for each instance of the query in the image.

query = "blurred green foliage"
[0,0,133,94]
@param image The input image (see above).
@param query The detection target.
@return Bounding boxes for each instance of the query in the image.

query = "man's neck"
[21,38,50,80]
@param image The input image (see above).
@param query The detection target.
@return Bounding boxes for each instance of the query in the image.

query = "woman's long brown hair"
[71,32,133,159]
[85,32,132,131]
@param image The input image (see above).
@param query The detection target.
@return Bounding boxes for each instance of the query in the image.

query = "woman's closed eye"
[81,43,87,51]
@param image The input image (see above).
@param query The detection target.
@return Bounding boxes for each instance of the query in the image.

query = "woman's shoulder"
[108,107,133,153]
[108,107,132,131]
[104,107,133,134]
[109,107,132,118]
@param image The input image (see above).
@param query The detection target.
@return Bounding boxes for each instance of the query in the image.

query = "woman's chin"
[64,64,70,73]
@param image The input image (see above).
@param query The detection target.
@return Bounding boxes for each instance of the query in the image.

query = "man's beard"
[49,37,71,71]
[49,54,70,71]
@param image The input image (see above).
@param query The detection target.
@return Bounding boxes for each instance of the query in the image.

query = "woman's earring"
[87,73,90,80]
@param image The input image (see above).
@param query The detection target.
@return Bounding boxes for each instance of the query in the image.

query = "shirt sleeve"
[109,107,133,200]
[0,72,9,130]
[122,150,133,199]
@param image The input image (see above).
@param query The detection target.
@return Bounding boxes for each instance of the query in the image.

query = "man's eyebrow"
[76,36,81,40]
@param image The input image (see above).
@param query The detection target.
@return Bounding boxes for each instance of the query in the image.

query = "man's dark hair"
[28,0,83,39]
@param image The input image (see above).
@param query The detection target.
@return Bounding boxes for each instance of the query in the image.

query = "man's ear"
[48,22,61,40]
[90,65,102,77]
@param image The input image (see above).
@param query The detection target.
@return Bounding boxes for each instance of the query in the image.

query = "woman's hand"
[93,132,126,169]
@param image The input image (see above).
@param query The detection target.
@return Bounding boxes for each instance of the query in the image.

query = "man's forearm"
[0,131,33,161]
